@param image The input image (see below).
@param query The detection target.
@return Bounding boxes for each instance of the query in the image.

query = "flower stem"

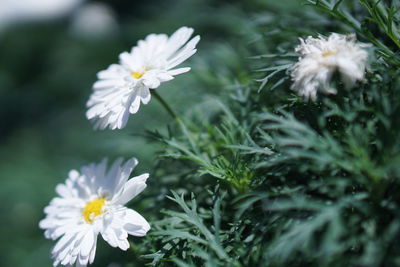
[152,91,178,120]
[152,91,197,151]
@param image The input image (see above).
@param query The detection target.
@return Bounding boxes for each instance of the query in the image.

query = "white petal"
[55,184,72,198]
[80,229,96,257]
[113,173,149,205]
[117,106,131,129]
[101,228,119,248]
[168,67,191,76]
[139,87,151,104]
[119,52,137,70]
[52,232,77,254]
[167,35,200,69]
[129,95,141,114]
[123,209,151,236]
[89,238,97,264]
[142,76,161,89]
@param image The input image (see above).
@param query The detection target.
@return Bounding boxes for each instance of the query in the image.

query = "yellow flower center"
[131,71,144,79]
[322,51,337,57]
[82,198,106,223]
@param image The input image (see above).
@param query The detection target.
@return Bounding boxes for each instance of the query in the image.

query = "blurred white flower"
[70,2,118,39]
[86,26,200,130]
[39,158,150,267]
[291,33,369,100]
[0,0,83,32]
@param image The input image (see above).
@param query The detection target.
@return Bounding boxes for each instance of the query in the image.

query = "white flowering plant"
[139,1,400,266]
[30,0,400,266]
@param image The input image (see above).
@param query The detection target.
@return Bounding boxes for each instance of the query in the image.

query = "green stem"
[152,90,198,152]
[152,90,178,120]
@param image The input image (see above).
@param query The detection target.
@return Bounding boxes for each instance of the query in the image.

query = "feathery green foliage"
[140,0,400,266]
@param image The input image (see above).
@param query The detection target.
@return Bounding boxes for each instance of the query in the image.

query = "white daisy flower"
[86,26,200,130]
[39,158,150,267]
[291,33,369,100]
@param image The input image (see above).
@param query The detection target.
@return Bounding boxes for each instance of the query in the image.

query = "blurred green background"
[0,0,300,266]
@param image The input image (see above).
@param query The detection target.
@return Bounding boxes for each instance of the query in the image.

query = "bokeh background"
[0,0,299,266]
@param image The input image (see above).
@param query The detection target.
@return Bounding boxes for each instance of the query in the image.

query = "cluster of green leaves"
[140,0,400,266]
